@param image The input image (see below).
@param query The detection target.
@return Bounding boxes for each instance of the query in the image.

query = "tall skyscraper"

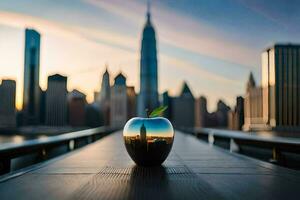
[0,80,16,127]
[45,74,68,126]
[262,44,300,130]
[98,67,111,103]
[138,2,159,116]
[23,29,41,125]
[97,67,111,125]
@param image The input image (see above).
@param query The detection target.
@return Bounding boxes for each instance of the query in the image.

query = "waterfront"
[1,129,299,145]
[0,127,85,145]
[0,134,47,145]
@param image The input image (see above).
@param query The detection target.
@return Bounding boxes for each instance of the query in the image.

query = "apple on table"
[123,106,174,166]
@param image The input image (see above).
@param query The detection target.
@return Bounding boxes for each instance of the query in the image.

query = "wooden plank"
[0,174,92,200]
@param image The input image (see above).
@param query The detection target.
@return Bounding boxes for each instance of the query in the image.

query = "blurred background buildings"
[243,45,300,131]
[0,5,299,135]
[0,80,16,128]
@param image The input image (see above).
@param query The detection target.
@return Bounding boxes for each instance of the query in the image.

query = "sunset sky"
[0,0,299,111]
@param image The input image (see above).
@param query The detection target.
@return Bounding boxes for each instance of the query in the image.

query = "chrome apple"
[123,117,174,166]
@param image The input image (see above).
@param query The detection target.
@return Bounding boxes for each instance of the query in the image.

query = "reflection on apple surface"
[123,117,174,166]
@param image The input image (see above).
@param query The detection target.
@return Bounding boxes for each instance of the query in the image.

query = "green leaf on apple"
[148,106,168,118]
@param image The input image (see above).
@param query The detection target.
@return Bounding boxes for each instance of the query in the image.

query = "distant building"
[85,103,103,128]
[110,73,127,127]
[97,67,111,126]
[22,29,41,125]
[127,86,137,119]
[261,44,300,130]
[110,73,136,127]
[93,91,99,102]
[194,96,230,128]
[195,96,208,128]
[137,3,159,116]
[162,91,172,120]
[172,82,195,128]
[215,100,231,127]
[97,67,111,103]
[39,89,46,125]
[45,74,68,126]
[243,73,265,131]
[228,96,244,130]
[236,97,245,127]
[0,80,16,127]
[68,90,87,127]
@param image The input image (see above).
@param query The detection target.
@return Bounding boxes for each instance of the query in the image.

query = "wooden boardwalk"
[0,131,299,200]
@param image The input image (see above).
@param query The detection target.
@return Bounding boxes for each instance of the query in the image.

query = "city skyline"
[0,0,300,111]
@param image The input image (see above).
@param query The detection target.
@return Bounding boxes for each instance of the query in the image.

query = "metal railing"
[181,127,300,168]
[0,126,118,175]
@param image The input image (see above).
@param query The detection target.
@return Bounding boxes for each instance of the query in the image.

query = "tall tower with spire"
[138,0,159,116]
[99,65,111,125]
[100,65,110,103]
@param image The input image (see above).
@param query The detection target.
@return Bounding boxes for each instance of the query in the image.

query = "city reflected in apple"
[123,117,174,166]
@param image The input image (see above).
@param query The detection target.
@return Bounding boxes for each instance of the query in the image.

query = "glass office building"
[23,29,41,125]
[262,44,300,129]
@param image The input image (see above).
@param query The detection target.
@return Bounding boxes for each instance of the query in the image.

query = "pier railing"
[181,127,300,168]
[0,126,117,175]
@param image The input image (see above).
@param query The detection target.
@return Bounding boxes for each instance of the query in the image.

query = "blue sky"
[0,0,299,111]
